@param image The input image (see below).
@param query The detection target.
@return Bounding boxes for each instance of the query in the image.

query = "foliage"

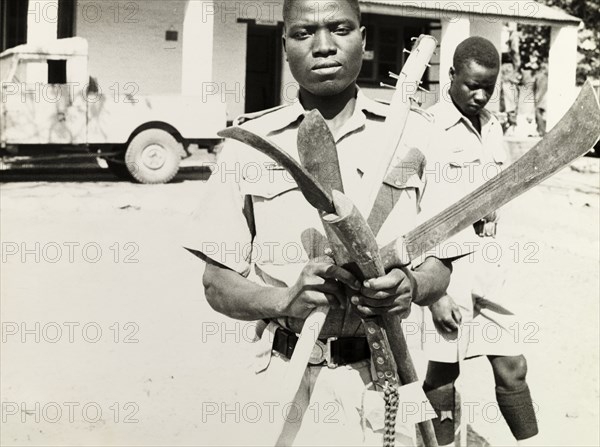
[517,0,599,84]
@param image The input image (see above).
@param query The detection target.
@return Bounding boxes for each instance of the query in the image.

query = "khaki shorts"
[417,237,527,363]
[243,322,434,446]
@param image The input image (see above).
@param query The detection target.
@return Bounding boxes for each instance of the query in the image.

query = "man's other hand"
[283,259,360,319]
[351,268,415,318]
[429,294,462,334]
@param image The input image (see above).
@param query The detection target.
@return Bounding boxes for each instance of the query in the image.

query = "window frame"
[357,14,437,90]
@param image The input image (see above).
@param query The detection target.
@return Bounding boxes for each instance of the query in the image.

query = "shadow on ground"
[416,424,491,447]
[0,165,212,183]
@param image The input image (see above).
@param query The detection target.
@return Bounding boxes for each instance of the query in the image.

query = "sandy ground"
[1,150,599,446]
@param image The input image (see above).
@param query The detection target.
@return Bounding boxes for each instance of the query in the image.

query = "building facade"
[2,0,582,129]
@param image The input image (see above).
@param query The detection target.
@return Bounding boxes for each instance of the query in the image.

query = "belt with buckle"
[272,327,370,368]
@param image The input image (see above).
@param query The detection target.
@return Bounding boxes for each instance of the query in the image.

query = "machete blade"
[218,126,336,214]
[402,80,600,261]
[298,110,358,335]
[297,110,344,194]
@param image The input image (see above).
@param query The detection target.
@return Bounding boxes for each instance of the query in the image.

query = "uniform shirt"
[421,98,506,215]
[185,90,461,337]
[419,99,524,361]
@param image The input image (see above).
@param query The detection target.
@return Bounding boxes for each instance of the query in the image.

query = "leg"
[423,361,460,446]
[536,108,546,136]
[488,355,539,441]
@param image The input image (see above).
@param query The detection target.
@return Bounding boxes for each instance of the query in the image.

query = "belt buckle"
[326,337,338,369]
[308,340,326,365]
[307,337,338,368]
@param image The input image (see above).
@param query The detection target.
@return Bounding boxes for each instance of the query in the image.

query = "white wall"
[211,7,249,120]
[548,25,578,130]
[27,0,58,43]
[76,0,186,95]
[182,1,215,96]
[471,18,503,112]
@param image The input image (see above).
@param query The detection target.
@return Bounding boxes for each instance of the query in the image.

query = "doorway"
[1,0,28,52]
[245,23,282,113]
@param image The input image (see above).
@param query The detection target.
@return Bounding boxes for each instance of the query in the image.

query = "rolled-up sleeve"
[182,142,254,277]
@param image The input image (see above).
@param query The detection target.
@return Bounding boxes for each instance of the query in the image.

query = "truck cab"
[0,37,226,183]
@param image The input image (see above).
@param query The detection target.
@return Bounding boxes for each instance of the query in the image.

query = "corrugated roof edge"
[359,0,581,26]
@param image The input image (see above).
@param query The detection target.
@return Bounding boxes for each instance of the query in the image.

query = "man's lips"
[312,61,342,73]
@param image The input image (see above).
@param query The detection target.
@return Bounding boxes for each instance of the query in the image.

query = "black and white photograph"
[1,1,599,446]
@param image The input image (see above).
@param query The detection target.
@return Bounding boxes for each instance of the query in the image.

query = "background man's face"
[283,0,365,97]
[449,60,499,117]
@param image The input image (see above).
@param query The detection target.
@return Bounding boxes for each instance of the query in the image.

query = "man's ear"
[449,66,456,82]
[360,26,367,52]
[282,34,288,61]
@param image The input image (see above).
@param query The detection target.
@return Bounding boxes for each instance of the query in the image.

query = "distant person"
[422,37,539,446]
[500,53,520,134]
[534,62,548,136]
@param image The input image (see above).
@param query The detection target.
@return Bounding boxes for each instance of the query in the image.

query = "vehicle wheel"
[125,129,182,184]
[105,157,133,180]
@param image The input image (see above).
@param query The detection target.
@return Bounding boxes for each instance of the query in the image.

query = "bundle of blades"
[296,110,399,359]
[297,110,415,447]
[219,110,433,447]
[217,80,600,447]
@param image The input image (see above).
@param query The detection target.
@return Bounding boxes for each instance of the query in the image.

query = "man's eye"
[334,26,351,35]
[293,30,310,39]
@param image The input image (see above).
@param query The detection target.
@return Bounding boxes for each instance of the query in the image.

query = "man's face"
[283,0,365,97]
[449,60,499,117]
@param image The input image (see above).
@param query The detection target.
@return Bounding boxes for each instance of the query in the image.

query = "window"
[358,14,436,89]
[48,60,67,84]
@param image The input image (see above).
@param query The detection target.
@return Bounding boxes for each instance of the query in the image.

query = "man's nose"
[473,89,488,103]
[312,29,337,56]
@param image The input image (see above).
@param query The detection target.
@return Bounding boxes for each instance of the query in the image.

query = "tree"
[518,0,599,84]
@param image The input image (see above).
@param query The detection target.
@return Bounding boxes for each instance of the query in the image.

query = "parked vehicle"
[0,37,226,183]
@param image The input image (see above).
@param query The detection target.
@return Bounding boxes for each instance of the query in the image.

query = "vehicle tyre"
[125,129,182,184]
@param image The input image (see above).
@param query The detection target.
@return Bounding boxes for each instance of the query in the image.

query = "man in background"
[421,36,539,446]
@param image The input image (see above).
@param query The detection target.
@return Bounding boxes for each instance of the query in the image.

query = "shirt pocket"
[239,165,298,199]
[447,146,481,168]
[370,167,425,240]
[240,167,313,268]
[381,166,426,206]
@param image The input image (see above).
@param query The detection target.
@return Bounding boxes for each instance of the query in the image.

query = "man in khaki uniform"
[420,37,539,446]
[187,1,469,445]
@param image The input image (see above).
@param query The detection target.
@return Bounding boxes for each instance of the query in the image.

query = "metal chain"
[383,383,399,447]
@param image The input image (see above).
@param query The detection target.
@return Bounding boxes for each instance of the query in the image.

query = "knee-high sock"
[424,383,456,445]
[496,384,539,440]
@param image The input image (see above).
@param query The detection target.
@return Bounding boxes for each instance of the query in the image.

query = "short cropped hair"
[453,37,500,73]
[283,0,361,24]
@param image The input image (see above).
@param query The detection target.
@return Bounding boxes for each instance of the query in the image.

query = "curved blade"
[380,80,600,268]
[297,110,349,263]
[218,126,335,214]
[405,80,600,259]
[297,110,344,194]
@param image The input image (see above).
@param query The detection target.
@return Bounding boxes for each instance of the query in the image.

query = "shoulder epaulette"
[234,104,288,126]
[374,98,391,106]
[372,98,433,122]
